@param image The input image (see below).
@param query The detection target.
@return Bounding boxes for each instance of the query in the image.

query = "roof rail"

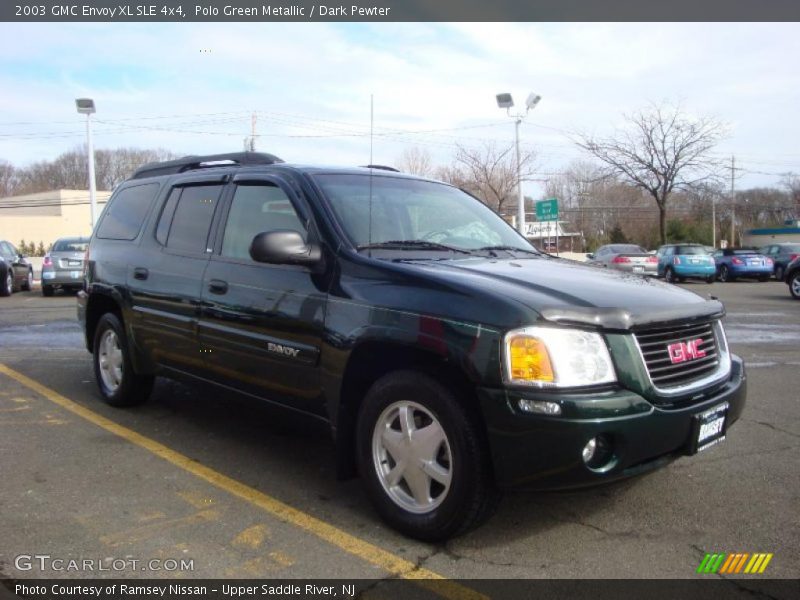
[131,152,284,179]
[360,164,400,172]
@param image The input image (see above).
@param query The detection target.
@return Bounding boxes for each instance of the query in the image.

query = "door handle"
[208,279,228,294]
[133,267,149,280]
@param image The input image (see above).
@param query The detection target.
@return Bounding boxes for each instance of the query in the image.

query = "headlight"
[503,326,617,388]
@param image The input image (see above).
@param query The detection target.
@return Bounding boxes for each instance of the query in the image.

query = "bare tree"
[397,146,434,177]
[576,103,726,244]
[11,146,176,195]
[0,160,17,197]
[450,142,537,215]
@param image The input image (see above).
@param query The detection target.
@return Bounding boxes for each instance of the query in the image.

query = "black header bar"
[3,0,800,22]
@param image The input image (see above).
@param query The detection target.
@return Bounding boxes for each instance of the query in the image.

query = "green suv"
[78,153,746,540]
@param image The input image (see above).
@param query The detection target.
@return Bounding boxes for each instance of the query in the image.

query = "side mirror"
[249,230,321,266]
[586,253,594,260]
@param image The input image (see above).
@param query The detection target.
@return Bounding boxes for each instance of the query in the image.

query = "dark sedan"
[712,248,773,282]
[0,240,34,296]
[758,242,800,281]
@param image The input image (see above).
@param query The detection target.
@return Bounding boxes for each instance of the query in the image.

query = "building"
[523,220,582,253]
[0,189,110,250]
[742,220,800,247]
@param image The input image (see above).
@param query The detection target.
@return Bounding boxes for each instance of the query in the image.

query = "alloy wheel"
[371,400,453,514]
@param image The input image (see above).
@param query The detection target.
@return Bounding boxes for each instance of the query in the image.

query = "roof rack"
[131,152,284,179]
[360,164,400,172]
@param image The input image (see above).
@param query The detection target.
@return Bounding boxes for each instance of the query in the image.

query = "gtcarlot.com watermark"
[14,554,194,573]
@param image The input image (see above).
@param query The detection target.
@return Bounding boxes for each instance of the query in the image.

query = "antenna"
[368,94,374,256]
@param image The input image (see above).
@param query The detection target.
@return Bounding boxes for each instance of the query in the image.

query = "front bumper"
[478,356,746,489]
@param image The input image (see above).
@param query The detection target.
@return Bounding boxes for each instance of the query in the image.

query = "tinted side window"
[166,185,223,254]
[221,184,305,261]
[96,183,159,240]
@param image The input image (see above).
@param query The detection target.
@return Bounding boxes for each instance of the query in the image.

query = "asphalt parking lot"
[0,281,797,588]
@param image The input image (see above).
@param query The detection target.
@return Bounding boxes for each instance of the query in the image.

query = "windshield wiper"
[357,240,472,254]
[476,245,539,255]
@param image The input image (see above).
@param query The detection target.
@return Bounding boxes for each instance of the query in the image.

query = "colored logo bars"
[697,552,773,574]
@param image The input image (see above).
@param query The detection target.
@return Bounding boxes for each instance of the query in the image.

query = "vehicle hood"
[404,256,723,330]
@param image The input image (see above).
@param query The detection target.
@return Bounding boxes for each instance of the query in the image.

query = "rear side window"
[161,185,223,254]
[96,183,159,240]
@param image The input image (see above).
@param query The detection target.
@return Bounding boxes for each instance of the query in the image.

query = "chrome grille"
[634,321,720,389]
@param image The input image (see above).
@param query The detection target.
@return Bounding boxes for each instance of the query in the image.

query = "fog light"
[518,398,561,415]
[582,438,597,463]
[582,434,615,471]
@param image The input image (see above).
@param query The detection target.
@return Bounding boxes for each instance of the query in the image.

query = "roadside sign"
[536,198,558,221]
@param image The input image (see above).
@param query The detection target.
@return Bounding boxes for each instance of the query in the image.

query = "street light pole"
[496,91,541,236]
[75,98,98,230]
[514,116,523,235]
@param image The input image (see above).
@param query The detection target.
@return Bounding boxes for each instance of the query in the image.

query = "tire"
[356,370,499,541]
[92,312,154,407]
[664,267,675,283]
[42,285,54,297]
[775,265,785,281]
[705,276,715,284]
[718,265,736,282]
[790,272,800,300]
[21,269,33,291]
[0,268,12,296]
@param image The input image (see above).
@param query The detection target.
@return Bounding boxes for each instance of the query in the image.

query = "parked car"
[712,248,773,282]
[41,236,90,296]
[758,242,800,281]
[0,240,34,296]
[785,256,800,300]
[78,152,746,541]
[656,243,716,284]
[586,244,658,275]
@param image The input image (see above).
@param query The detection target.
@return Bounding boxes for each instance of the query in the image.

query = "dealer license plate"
[633,265,644,272]
[689,402,728,453]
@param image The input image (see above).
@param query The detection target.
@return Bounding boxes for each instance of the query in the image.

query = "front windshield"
[313,174,537,253]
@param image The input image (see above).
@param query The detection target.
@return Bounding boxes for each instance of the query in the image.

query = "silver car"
[41,237,89,296]
[586,243,658,276]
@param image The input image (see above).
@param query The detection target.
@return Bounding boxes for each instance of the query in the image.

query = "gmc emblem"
[667,339,706,364]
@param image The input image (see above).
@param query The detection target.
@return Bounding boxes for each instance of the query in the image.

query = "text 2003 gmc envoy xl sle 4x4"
[78,152,746,540]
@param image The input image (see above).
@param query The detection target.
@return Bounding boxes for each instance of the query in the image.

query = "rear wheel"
[790,272,800,300]
[356,370,499,541]
[775,265,785,281]
[664,267,676,283]
[705,276,715,284]
[21,269,33,291]
[92,312,154,407]
[42,285,54,297]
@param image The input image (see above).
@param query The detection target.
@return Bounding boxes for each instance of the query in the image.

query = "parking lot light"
[75,98,98,230]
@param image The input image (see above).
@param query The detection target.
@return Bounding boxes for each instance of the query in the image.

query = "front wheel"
[42,285,54,297]
[92,312,154,407]
[775,265,785,281]
[356,370,499,541]
[0,269,12,296]
[790,272,800,300]
[718,265,736,282]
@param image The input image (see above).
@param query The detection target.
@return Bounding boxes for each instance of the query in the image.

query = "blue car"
[656,243,716,283]
[712,248,773,282]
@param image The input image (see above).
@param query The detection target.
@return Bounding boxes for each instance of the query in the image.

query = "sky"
[1,22,799,198]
